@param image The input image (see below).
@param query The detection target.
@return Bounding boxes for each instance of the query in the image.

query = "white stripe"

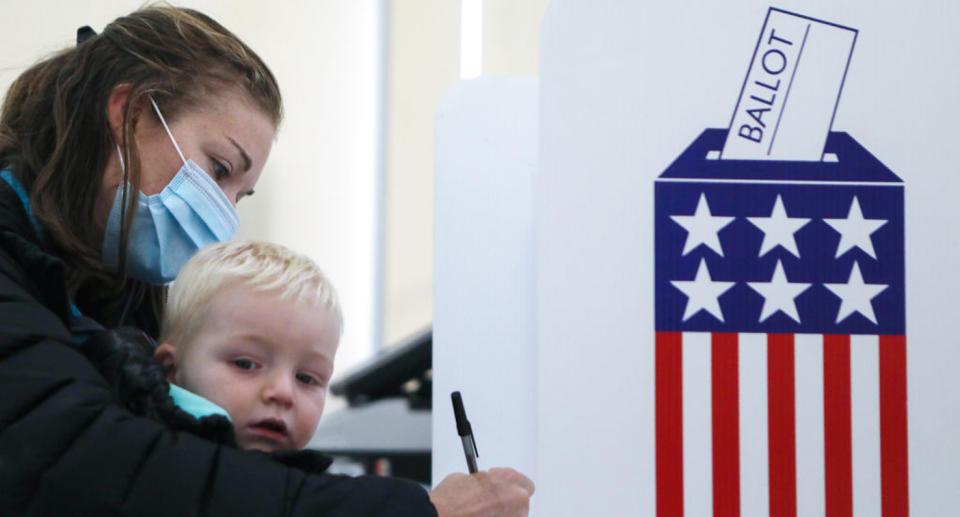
[682,332,713,517]
[795,334,826,517]
[738,333,769,517]
[850,335,881,517]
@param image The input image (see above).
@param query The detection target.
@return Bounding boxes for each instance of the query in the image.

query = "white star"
[671,259,735,322]
[746,260,811,323]
[670,193,735,256]
[747,195,811,257]
[823,196,887,259]
[823,261,888,324]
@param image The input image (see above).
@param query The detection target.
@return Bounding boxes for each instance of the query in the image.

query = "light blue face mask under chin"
[101,98,240,285]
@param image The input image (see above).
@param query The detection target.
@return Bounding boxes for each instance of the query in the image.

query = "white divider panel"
[537,0,960,515]
[432,77,539,489]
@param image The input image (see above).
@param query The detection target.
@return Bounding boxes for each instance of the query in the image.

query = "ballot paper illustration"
[654,8,908,517]
[721,9,856,161]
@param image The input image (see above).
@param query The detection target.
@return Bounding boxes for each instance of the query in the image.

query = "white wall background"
[384,0,460,347]
[384,0,551,346]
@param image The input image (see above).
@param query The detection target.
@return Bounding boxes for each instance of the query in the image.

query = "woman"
[0,6,533,516]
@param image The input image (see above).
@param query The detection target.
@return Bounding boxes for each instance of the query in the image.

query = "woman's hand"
[429,467,535,517]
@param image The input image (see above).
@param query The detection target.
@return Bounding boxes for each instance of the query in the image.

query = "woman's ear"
[106,83,139,146]
[154,342,179,383]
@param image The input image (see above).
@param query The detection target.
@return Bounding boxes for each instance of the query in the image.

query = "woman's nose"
[216,184,240,209]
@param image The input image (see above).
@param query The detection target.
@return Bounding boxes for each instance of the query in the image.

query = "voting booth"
[434,1,959,515]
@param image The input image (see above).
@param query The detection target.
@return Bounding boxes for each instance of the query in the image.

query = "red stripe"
[712,332,740,517]
[879,335,909,517]
[656,332,683,517]
[768,333,797,517]
[823,334,853,517]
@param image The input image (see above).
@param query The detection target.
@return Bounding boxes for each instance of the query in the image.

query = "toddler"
[154,240,342,452]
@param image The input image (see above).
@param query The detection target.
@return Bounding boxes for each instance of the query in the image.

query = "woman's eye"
[233,358,256,370]
[296,373,317,385]
[211,159,230,180]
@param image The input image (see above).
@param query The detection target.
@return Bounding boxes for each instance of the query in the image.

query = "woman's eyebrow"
[228,137,252,173]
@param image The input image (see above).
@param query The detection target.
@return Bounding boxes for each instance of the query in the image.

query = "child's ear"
[154,342,179,383]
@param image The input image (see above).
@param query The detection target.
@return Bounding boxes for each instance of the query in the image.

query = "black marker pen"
[451,391,479,473]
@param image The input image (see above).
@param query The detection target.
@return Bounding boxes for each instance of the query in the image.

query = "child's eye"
[233,358,256,370]
[295,373,318,386]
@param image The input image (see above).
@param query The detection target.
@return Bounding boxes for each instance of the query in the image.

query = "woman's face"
[97,87,276,230]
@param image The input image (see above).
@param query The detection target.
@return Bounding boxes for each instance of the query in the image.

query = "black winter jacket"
[0,179,438,516]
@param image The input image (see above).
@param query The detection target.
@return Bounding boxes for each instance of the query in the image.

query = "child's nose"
[261,374,294,407]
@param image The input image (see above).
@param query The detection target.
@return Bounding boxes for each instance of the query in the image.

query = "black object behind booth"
[310,328,432,485]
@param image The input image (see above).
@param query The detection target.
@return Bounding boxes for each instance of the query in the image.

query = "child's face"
[162,286,340,452]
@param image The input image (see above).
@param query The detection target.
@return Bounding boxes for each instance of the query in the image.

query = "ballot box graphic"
[654,129,908,516]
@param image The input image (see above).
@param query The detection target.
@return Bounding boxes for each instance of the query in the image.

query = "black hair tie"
[77,26,97,45]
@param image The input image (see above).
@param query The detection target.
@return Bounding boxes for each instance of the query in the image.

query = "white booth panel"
[433,77,539,488]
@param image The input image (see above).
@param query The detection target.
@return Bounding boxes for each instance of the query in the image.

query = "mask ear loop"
[115,144,125,173]
[149,97,188,166]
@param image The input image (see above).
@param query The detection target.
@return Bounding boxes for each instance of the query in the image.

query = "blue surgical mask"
[101,98,240,285]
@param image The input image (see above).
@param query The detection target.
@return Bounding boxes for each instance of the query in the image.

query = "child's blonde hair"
[160,240,342,346]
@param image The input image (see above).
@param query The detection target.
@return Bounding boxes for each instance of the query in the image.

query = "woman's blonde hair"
[160,240,342,347]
